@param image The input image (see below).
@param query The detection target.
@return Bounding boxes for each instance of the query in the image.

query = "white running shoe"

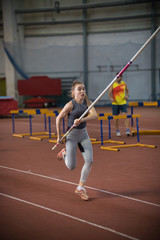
[57,148,66,161]
[116,130,121,137]
[126,129,130,136]
[75,188,89,201]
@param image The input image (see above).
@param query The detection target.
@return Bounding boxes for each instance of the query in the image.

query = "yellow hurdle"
[99,114,157,151]
[132,130,160,136]
[10,109,60,140]
[143,102,158,106]
[129,101,160,135]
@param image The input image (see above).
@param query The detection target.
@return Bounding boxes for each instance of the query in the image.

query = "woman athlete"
[56,80,97,200]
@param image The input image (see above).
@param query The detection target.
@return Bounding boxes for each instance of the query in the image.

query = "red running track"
[0,107,160,240]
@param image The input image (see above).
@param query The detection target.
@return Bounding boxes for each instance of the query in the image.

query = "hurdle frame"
[129,101,160,136]
[10,109,59,140]
[101,114,157,151]
[47,111,98,144]
[92,113,125,147]
[29,110,62,141]
[46,111,66,143]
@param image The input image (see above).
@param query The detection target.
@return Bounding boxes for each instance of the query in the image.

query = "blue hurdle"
[100,114,157,151]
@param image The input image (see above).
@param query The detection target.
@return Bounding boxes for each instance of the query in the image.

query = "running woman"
[56,80,97,201]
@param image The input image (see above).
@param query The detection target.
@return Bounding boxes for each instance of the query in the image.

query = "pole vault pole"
[52,26,160,150]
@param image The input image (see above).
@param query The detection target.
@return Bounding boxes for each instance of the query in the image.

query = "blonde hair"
[70,80,88,99]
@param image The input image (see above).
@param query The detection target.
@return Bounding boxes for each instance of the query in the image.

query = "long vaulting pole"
[52,26,160,150]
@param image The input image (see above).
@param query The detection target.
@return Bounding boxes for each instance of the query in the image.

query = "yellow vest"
[112,81,126,105]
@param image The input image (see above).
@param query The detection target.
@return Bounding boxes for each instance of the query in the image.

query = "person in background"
[56,80,97,201]
[108,73,130,137]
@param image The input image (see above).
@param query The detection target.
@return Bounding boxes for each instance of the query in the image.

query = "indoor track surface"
[0,106,160,240]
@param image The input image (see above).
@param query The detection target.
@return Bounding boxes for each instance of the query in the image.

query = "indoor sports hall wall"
[1,29,159,103]
[1,0,160,105]
[87,30,160,102]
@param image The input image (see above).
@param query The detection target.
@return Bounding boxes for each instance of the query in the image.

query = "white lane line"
[0,193,140,240]
[0,165,160,208]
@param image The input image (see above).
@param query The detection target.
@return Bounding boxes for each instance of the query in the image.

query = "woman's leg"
[79,137,93,184]
[75,137,93,200]
[64,131,78,170]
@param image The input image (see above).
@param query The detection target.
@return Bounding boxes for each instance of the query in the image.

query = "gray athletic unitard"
[64,99,93,183]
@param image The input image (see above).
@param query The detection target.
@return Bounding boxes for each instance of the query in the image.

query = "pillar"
[2,0,19,98]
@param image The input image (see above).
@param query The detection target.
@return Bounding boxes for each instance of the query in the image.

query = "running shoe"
[126,129,130,136]
[116,130,121,137]
[75,188,89,201]
[57,148,66,161]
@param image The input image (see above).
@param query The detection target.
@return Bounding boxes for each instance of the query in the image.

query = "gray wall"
[0,0,160,104]
[1,30,159,102]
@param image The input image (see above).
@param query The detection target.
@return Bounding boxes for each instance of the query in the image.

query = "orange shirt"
[112,81,126,105]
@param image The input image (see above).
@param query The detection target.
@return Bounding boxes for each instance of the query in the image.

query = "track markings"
[0,193,140,240]
[0,165,160,208]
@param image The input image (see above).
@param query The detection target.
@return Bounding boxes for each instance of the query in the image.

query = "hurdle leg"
[101,146,119,152]
[131,106,134,135]
[29,115,32,136]
[135,117,157,148]
[136,117,140,143]
[107,116,125,145]
[48,116,51,139]
[100,119,103,146]
[44,114,47,132]
[108,118,111,140]
[131,106,134,127]
[12,113,15,134]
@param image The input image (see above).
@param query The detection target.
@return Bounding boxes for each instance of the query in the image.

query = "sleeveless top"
[112,81,126,105]
[68,98,88,129]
